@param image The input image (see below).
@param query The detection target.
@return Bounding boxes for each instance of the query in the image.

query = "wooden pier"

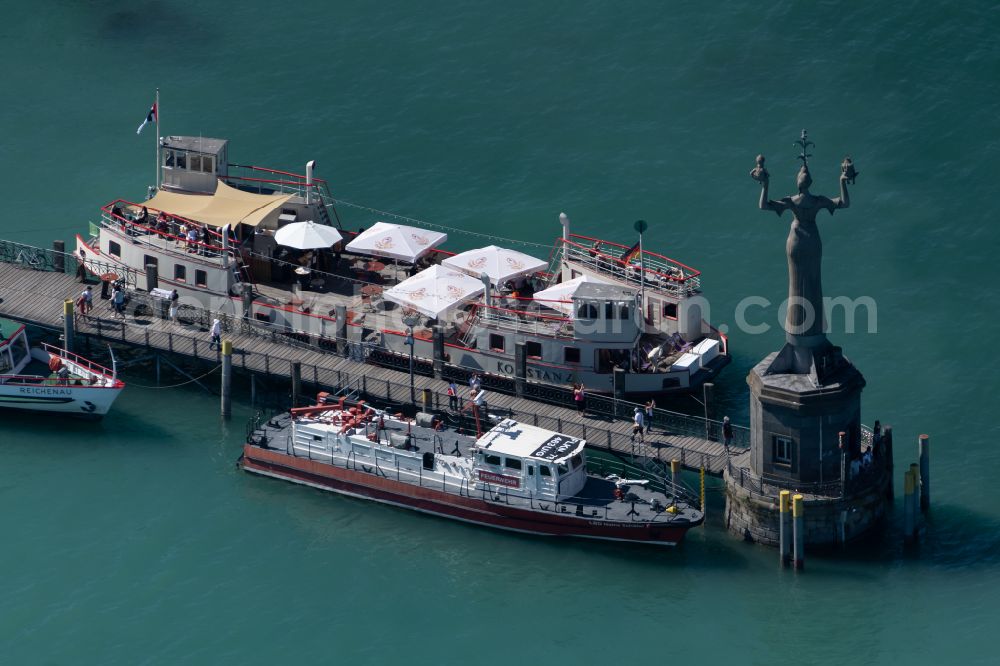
[0,250,743,475]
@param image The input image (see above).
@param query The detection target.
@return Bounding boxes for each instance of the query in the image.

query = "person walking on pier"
[473,386,487,422]
[447,380,458,411]
[469,372,481,393]
[723,416,733,449]
[209,318,222,350]
[75,249,87,282]
[111,286,125,318]
[77,286,93,315]
[168,290,179,321]
[632,407,645,443]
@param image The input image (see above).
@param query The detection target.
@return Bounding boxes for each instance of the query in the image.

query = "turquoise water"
[2,1,999,663]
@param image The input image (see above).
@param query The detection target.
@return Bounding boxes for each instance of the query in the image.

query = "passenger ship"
[76,134,729,396]
[242,393,703,545]
[0,317,124,417]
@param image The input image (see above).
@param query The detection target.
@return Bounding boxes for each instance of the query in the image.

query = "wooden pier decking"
[0,260,739,475]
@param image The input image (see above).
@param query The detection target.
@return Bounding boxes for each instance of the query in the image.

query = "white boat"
[75,134,729,397]
[0,317,124,417]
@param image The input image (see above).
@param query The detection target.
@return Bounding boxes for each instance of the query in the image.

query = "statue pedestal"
[723,348,891,547]
[748,349,865,481]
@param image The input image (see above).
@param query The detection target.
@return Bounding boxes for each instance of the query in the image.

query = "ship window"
[564,347,580,364]
[773,435,793,465]
[201,155,214,173]
[619,304,629,319]
[174,152,187,170]
[174,264,186,282]
[195,269,208,288]
[108,241,121,258]
[558,465,568,475]
[489,333,505,352]
[539,466,552,477]
[605,302,613,319]
[189,155,202,172]
[528,466,534,476]
[164,149,174,167]
[525,341,542,358]
[570,454,583,469]
[504,458,522,471]
[484,454,502,466]
[663,303,678,319]
[576,303,597,319]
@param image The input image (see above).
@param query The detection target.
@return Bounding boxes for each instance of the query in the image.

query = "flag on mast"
[136,101,158,135]
[621,240,641,264]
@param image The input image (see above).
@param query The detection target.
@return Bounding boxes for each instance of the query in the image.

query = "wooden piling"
[792,494,805,570]
[145,263,158,291]
[291,361,302,408]
[919,434,930,513]
[779,490,791,567]
[670,458,679,502]
[220,340,232,418]
[884,425,894,500]
[903,469,915,544]
[334,305,347,356]
[53,240,65,272]
[62,299,74,353]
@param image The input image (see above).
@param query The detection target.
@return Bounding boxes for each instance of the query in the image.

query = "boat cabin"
[160,136,229,194]
[0,319,31,375]
[569,282,640,341]
[474,419,587,501]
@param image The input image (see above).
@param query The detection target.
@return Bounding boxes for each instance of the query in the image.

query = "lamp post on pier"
[402,313,421,405]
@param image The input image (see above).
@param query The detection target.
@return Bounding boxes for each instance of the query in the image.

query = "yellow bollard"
[63,299,75,353]
[792,494,805,570]
[779,490,792,567]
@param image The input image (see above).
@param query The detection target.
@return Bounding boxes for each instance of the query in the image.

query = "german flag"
[621,241,641,264]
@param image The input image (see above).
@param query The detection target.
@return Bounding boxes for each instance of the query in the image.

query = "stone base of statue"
[723,347,892,546]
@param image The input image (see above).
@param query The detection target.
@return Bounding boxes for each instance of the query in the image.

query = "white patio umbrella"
[442,245,547,285]
[345,221,447,263]
[383,265,484,319]
[532,275,612,316]
[274,220,343,249]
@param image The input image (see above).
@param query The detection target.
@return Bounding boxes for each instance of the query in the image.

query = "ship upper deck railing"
[97,201,236,264]
[474,301,576,340]
[558,234,702,297]
[223,164,342,228]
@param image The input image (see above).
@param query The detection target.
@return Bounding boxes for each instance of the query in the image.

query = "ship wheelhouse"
[474,419,587,501]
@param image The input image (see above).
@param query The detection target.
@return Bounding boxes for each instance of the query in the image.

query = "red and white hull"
[240,445,699,546]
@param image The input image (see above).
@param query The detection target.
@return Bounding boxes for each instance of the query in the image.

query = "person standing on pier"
[645,399,655,433]
[209,318,222,350]
[169,290,179,321]
[75,249,87,282]
[77,286,93,315]
[632,407,645,443]
[574,383,587,416]
[111,285,125,317]
[447,380,458,411]
[723,416,733,449]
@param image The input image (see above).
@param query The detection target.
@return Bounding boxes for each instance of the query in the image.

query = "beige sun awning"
[144,180,294,228]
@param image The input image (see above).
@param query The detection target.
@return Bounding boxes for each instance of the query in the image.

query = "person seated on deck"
[155,212,170,234]
[186,226,199,252]
[134,206,149,226]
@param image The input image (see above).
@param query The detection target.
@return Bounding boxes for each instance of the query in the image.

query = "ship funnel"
[222,224,231,269]
[559,212,570,241]
[305,160,316,205]
[480,272,492,308]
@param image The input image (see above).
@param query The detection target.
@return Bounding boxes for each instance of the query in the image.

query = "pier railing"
[724,426,891,499]
[0,239,138,289]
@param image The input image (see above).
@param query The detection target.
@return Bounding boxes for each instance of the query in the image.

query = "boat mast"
[154,88,160,192]
[634,219,648,323]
